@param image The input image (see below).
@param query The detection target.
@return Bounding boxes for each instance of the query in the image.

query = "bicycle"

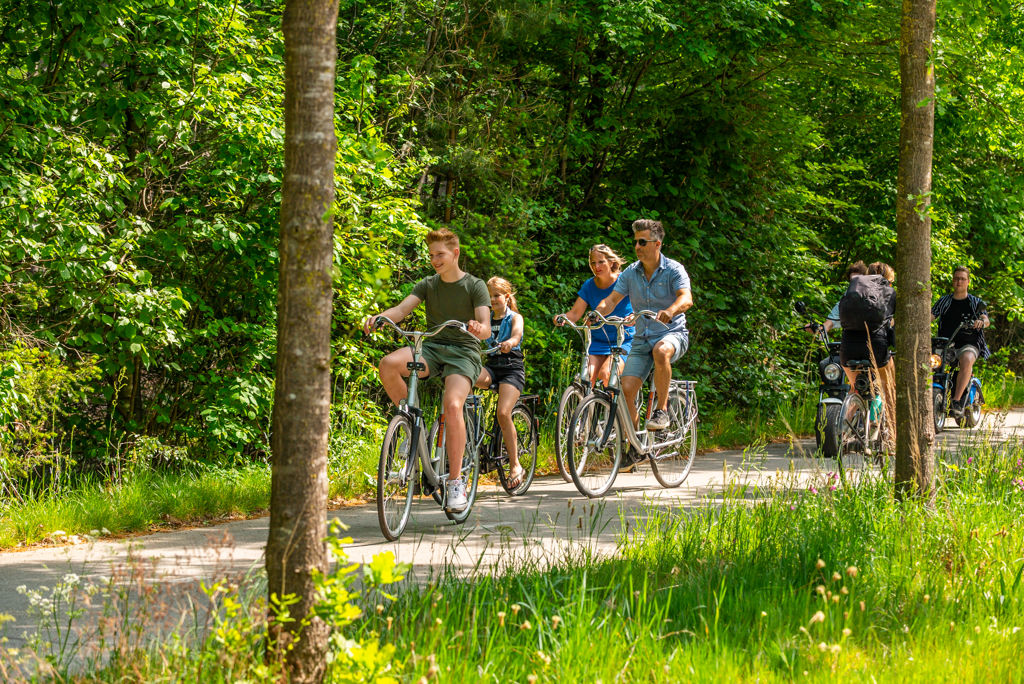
[428,374,540,497]
[566,310,698,498]
[836,361,889,486]
[552,315,602,482]
[372,316,484,541]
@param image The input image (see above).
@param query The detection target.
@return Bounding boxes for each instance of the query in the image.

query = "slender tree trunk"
[894,0,936,500]
[267,0,339,681]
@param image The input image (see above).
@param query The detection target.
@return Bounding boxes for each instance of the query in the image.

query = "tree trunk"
[267,0,339,681]
[894,0,936,500]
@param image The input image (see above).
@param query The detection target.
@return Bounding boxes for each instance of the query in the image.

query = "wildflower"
[527,676,538,684]
[950,621,956,632]
[387,616,393,629]
[376,604,385,614]
[816,585,826,596]
[434,617,442,626]
[967,457,973,465]
[670,566,680,576]
[842,628,852,637]
[809,485,818,495]
[536,650,551,666]
[512,604,521,616]
[923,594,930,603]
[830,644,841,655]
[832,595,840,604]
[840,586,849,595]
[760,611,768,618]
[816,558,826,570]
[975,625,981,634]
[521,620,533,630]
[498,611,506,627]
[551,615,562,629]
[832,572,841,582]
[846,566,858,578]
[859,601,866,611]
[809,611,825,625]
[818,642,828,652]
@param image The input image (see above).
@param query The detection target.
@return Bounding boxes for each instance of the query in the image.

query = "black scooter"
[796,302,849,459]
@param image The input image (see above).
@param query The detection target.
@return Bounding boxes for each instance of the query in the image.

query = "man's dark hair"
[953,265,970,278]
[632,219,664,242]
[844,260,868,280]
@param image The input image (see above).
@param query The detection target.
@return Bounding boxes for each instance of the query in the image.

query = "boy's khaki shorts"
[420,341,483,384]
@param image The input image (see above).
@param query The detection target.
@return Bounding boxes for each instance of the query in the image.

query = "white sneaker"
[446,477,468,513]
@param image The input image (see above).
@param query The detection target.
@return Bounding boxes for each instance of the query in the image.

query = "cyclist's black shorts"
[484,362,525,392]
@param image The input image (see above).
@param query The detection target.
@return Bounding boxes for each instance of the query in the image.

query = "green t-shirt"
[411,273,489,348]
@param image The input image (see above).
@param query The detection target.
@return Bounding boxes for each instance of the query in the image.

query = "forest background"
[2,0,1022,506]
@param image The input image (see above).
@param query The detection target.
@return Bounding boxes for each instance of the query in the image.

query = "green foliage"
[1,0,1022,490]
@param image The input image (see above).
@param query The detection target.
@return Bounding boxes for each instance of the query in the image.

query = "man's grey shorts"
[955,344,980,361]
[622,332,689,379]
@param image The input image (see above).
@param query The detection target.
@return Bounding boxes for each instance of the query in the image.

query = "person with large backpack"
[838,261,897,453]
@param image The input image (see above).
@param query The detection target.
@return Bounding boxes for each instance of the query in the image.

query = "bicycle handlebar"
[371,315,474,342]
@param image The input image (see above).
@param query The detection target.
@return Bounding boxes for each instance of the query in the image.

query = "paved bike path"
[1,410,1020,648]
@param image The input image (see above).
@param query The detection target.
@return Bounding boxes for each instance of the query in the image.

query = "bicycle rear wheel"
[837,394,869,487]
[377,414,416,541]
[555,384,585,482]
[650,385,697,488]
[567,394,622,498]
[498,403,538,495]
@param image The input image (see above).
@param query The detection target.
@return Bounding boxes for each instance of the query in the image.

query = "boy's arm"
[467,305,490,340]
[364,294,421,334]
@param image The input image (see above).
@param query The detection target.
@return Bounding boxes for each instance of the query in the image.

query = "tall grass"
[347,438,1024,681]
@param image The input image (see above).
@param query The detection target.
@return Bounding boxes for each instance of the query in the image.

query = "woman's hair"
[868,261,895,283]
[589,244,624,272]
[845,260,868,280]
[487,276,519,312]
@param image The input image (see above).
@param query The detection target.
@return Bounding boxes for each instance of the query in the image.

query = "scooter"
[796,302,848,459]
[931,318,984,432]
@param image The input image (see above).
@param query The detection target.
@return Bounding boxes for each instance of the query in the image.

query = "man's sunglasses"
[633,238,659,246]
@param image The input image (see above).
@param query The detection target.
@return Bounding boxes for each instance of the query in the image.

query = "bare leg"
[621,375,643,428]
[475,367,493,390]
[589,354,612,387]
[652,341,674,411]
[953,351,977,402]
[442,373,473,478]
[496,383,522,471]
[379,347,430,405]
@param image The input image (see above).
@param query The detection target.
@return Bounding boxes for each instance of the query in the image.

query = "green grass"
[348,438,1024,682]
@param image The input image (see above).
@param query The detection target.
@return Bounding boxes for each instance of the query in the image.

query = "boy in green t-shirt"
[364,228,489,512]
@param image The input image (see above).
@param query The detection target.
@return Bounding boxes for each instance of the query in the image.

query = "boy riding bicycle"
[364,229,489,512]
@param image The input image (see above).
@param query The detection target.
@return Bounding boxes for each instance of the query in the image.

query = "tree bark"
[267,0,339,681]
[894,0,936,500]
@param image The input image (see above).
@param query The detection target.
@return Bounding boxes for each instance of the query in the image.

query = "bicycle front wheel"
[498,403,538,496]
[555,384,585,482]
[377,414,416,541]
[445,403,482,523]
[837,394,868,487]
[567,394,622,498]
[650,386,697,488]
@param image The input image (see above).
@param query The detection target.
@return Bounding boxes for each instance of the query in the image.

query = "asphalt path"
[1,409,1021,652]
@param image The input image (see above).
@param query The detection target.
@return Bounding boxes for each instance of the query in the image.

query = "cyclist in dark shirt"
[931,266,991,416]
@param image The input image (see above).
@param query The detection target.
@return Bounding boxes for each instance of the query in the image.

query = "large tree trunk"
[894,0,936,500]
[267,0,339,681]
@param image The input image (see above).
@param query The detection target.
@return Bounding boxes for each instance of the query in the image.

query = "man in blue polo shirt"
[595,219,693,436]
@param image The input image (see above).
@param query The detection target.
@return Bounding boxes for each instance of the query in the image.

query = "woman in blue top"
[554,244,634,387]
